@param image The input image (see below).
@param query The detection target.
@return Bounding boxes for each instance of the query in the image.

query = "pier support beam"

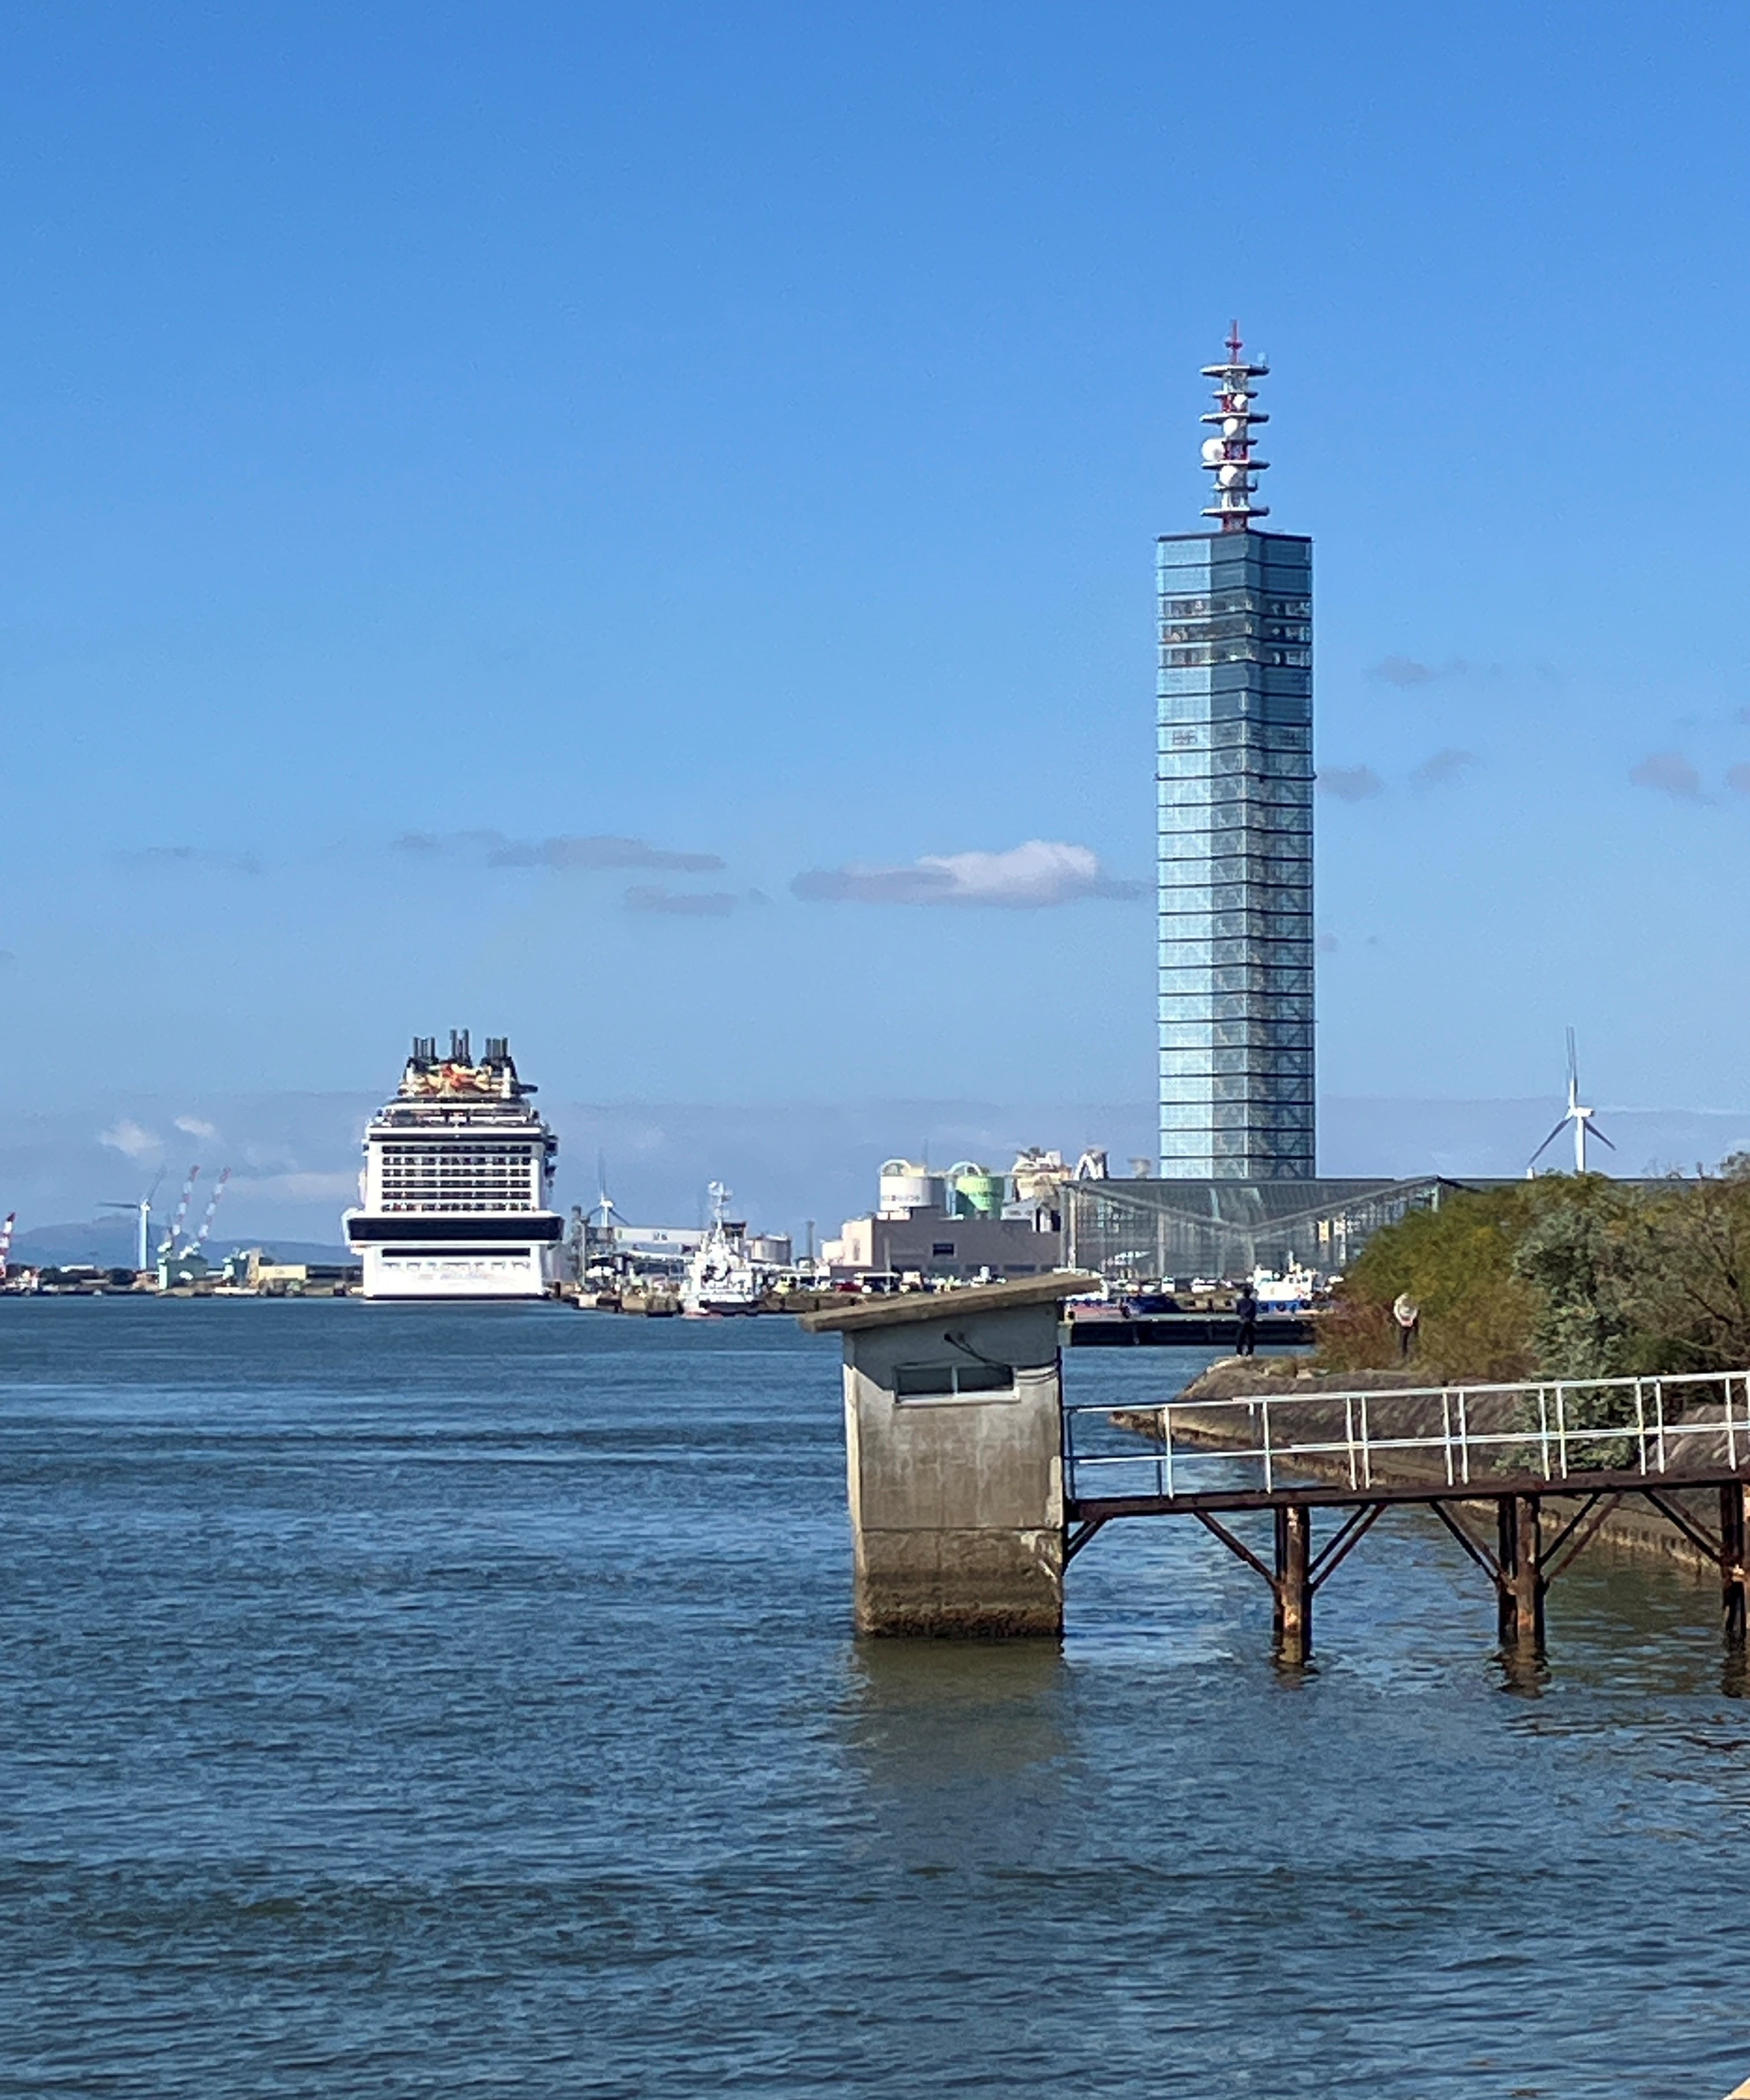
[1722,1484,1749,1648]
[1273,1505,1313,1664]
[1496,1493,1545,1655]
[801,1275,1093,1636]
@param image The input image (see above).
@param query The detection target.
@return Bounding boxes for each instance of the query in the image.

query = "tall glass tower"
[1156,326,1314,1179]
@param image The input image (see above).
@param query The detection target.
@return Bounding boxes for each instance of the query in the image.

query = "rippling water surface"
[2,1299,1747,2097]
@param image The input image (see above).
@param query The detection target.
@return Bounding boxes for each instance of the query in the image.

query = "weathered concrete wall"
[841,1299,1064,1635]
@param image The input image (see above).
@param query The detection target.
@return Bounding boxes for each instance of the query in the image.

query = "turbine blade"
[1528,1119,1569,1165]
[1590,1123,1618,1152]
[1566,1026,1578,1087]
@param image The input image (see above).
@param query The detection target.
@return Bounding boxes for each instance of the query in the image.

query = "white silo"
[877,1159,947,1215]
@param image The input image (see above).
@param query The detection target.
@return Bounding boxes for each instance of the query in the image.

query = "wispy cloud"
[234,1171,359,1202]
[394,830,723,873]
[1368,656,1516,687]
[115,846,261,876]
[624,885,739,917]
[1316,766,1384,803]
[101,1119,163,1161]
[1370,654,1437,687]
[1412,748,1479,788]
[1728,763,1750,796]
[175,1115,219,1141]
[792,840,1142,908]
[1630,751,1703,801]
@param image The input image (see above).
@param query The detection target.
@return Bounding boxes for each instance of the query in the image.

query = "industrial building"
[1063,1175,1448,1283]
[821,1156,1076,1282]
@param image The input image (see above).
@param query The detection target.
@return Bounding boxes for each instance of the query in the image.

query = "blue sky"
[5,1,1750,1226]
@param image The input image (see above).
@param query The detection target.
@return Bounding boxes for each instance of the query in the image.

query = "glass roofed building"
[1157,325,1314,1179]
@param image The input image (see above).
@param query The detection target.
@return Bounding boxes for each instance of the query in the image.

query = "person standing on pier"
[1234,1281,1258,1357]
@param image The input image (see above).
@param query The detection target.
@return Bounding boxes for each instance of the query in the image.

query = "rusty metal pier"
[1063,1369,1750,1665]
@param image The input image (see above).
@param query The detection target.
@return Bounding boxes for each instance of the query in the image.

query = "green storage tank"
[948,1162,1007,1219]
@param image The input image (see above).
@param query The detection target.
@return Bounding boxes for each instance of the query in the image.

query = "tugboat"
[681,1182,764,1316]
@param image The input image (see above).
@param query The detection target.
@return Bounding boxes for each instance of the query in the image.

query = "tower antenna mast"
[1199,320,1271,531]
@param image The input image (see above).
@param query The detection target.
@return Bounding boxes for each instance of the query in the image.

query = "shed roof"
[797,1272,1098,1334]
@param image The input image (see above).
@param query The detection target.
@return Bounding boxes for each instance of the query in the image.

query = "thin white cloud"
[624,885,738,917]
[175,1115,219,1141]
[101,1119,163,1161]
[1370,655,1436,687]
[115,846,262,876]
[236,1171,359,1202]
[792,840,1142,908]
[1412,748,1479,788]
[1317,766,1385,803]
[1630,751,1703,801]
[1369,656,1520,687]
[395,830,723,873]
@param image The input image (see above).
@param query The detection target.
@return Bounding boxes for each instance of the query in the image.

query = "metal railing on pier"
[1064,1367,1750,1512]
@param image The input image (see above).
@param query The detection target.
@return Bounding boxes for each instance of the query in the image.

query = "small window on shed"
[892,1360,1016,1402]
[931,1241,955,1256]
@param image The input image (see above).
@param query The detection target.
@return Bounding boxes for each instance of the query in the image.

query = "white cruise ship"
[344,1032,562,1300]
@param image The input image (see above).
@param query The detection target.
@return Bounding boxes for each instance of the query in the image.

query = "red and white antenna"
[0,1212,14,1281]
[193,1167,232,1251]
[1200,319,1271,531]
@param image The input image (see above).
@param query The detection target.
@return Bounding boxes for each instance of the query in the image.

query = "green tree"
[1509,1199,1635,1379]
[1606,1165,1750,1373]
[1318,1166,1750,1430]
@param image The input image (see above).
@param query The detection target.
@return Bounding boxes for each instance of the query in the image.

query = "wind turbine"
[1528,1028,1617,1174]
[591,1152,627,1233]
[101,1169,164,1271]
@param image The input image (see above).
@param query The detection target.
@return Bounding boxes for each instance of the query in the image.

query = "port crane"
[190,1167,231,1253]
[158,1165,201,1256]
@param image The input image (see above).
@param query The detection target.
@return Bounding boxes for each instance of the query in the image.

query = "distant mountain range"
[9,1220,352,1270]
[4,1090,1749,1263]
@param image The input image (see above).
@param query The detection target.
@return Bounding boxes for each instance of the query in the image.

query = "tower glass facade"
[1157,527,1314,1178]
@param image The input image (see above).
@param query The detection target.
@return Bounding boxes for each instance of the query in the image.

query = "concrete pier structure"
[800,1275,1093,1636]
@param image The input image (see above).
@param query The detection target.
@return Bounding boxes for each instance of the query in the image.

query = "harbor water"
[2,1300,1747,2097]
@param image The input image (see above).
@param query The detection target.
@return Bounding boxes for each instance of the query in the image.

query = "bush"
[1314,1173,1720,1387]
[1318,1187,1541,1382]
